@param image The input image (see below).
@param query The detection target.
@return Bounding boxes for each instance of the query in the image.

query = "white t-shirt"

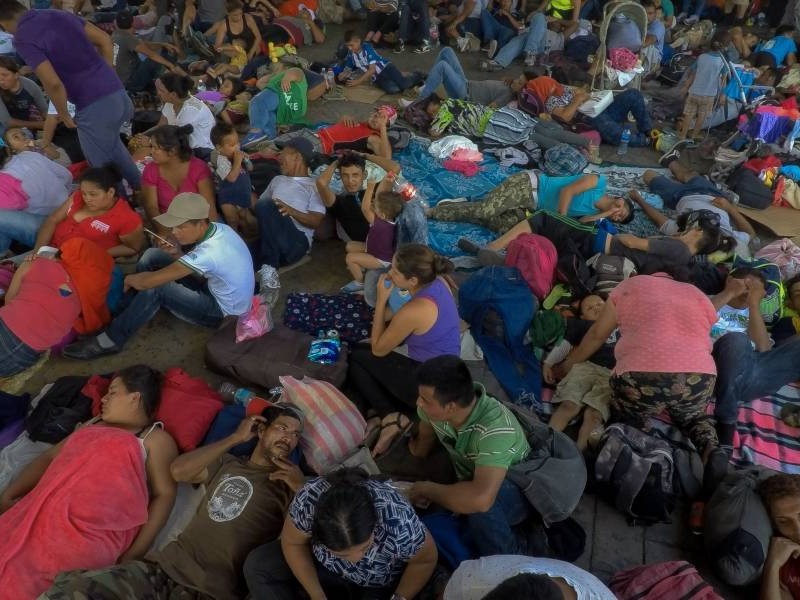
[660,194,751,254]
[178,223,255,316]
[261,175,326,245]
[161,95,215,151]
[444,556,616,600]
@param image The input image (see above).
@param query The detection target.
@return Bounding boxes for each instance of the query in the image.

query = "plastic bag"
[756,238,800,280]
[236,296,273,343]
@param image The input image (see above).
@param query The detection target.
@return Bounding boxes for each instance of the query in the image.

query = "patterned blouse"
[544,87,575,114]
[289,478,427,587]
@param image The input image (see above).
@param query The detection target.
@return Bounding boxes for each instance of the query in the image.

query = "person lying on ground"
[40,403,305,600]
[750,25,797,69]
[760,473,800,600]
[242,65,308,146]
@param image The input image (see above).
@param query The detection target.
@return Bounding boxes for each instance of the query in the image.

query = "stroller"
[590,1,648,92]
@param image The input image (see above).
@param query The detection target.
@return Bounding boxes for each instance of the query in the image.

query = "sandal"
[372,412,412,457]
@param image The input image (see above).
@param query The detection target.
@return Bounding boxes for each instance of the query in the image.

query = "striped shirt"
[345,42,389,77]
[430,99,496,139]
[418,384,530,480]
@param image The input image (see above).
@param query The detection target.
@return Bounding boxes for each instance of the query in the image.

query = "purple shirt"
[406,278,461,362]
[14,10,122,110]
[365,217,396,263]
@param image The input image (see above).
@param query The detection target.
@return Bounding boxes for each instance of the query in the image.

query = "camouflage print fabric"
[610,371,718,452]
[428,171,535,233]
[41,561,211,600]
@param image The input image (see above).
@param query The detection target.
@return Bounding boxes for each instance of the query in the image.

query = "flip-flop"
[372,412,413,457]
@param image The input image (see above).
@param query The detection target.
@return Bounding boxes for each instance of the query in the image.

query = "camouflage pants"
[41,561,211,600]
[610,372,718,452]
[428,171,535,233]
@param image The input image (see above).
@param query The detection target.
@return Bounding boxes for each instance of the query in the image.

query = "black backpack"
[556,248,596,299]
[25,376,92,444]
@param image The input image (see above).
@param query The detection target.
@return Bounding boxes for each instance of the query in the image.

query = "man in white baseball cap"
[64,193,255,359]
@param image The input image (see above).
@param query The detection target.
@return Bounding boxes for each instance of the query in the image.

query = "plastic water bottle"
[617,127,631,156]
[324,68,335,90]
[389,172,417,201]
[308,330,342,364]
[219,383,257,407]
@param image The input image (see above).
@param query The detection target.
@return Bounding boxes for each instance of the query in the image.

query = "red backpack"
[610,561,724,600]
[505,233,557,301]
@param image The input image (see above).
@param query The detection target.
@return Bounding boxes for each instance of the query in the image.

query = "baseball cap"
[283,137,315,166]
[153,192,210,228]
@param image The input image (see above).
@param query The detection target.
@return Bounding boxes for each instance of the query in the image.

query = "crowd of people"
[2,0,800,598]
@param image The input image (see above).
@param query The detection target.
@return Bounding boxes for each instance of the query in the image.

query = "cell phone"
[144,228,175,248]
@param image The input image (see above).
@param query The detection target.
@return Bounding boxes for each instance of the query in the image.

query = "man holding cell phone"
[63,192,254,360]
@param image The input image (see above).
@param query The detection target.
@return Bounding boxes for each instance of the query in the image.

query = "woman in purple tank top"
[347,244,462,456]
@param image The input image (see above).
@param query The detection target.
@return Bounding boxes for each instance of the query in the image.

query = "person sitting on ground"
[677,31,730,141]
[444,555,616,599]
[210,122,255,235]
[112,10,186,94]
[543,0,582,20]
[182,0,228,34]
[253,138,326,269]
[545,294,618,452]
[408,355,534,556]
[393,0,433,54]
[0,366,178,598]
[339,29,423,94]
[245,467,438,600]
[751,25,797,68]
[631,190,756,256]
[429,171,635,234]
[462,208,735,273]
[208,0,262,63]
[710,268,800,455]
[141,124,217,243]
[40,403,306,600]
[641,0,666,75]
[759,473,800,600]
[722,0,749,26]
[481,13,589,71]
[557,269,730,497]
[155,72,216,159]
[34,166,144,258]
[242,65,308,147]
[0,131,72,257]
[364,0,399,47]
[445,0,486,43]
[341,176,404,294]
[480,0,521,60]
[0,55,46,132]
[315,150,401,243]
[348,244,461,456]
[62,193,254,359]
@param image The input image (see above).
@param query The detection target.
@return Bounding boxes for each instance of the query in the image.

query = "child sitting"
[544,294,618,451]
[339,30,423,94]
[209,122,255,234]
[341,175,405,294]
[208,38,249,78]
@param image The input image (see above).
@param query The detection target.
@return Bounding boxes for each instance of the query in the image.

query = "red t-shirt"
[51,192,142,251]
[142,156,212,213]
[318,122,377,154]
[781,557,800,598]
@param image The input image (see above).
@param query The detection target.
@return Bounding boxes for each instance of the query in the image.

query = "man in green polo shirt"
[408,355,533,556]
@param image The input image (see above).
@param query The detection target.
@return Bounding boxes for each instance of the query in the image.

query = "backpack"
[704,469,773,586]
[505,233,557,300]
[563,33,600,66]
[731,255,784,326]
[556,243,596,299]
[25,376,92,444]
[727,167,773,210]
[518,87,546,118]
[592,423,677,524]
[658,51,697,86]
[587,253,637,297]
[610,561,724,600]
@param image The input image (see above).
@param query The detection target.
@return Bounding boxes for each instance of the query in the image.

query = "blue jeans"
[466,479,533,556]
[460,16,482,38]
[126,58,166,93]
[254,199,310,268]
[374,63,422,94]
[419,47,468,99]
[105,248,224,347]
[493,12,547,67]
[249,88,279,137]
[681,0,706,17]
[580,0,602,20]
[647,174,722,209]
[480,10,515,46]
[713,332,800,424]
[76,89,141,190]
[0,318,42,377]
[0,210,45,253]
[588,89,653,146]
[397,0,430,42]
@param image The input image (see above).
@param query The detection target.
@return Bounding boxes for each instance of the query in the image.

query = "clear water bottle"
[390,172,417,201]
[324,68,335,90]
[196,79,206,92]
[617,127,631,156]
[218,383,257,407]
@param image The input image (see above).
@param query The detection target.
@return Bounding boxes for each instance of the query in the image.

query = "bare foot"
[372,412,411,457]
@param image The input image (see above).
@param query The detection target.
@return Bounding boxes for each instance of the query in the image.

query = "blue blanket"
[394,139,522,256]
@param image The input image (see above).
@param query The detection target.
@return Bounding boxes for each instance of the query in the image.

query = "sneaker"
[242,129,268,150]
[414,40,433,54]
[658,139,693,167]
[456,36,469,52]
[341,280,365,294]
[676,11,687,21]
[487,39,498,59]
[524,52,536,67]
[399,97,414,108]
[394,40,405,54]
[479,59,503,72]
[63,335,121,360]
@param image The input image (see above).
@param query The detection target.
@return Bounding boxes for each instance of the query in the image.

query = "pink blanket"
[0,426,149,599]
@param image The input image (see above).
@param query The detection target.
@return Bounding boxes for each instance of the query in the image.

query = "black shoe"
[63,336,121,360]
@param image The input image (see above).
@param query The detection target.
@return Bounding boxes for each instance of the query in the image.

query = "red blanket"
[0,426,149,598]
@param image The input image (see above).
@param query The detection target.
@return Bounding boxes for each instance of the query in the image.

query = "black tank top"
[225,15,257,50]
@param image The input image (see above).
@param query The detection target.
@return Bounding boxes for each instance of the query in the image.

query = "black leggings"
[366,11,399,35]
[347,343,420,418]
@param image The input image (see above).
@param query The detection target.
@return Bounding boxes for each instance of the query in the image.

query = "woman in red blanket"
[0,365,178,599]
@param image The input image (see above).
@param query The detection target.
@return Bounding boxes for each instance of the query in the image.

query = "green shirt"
[418,384,530,481]
[430,99,495,139]
[659,0,674,17]
[265,71,308,127]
